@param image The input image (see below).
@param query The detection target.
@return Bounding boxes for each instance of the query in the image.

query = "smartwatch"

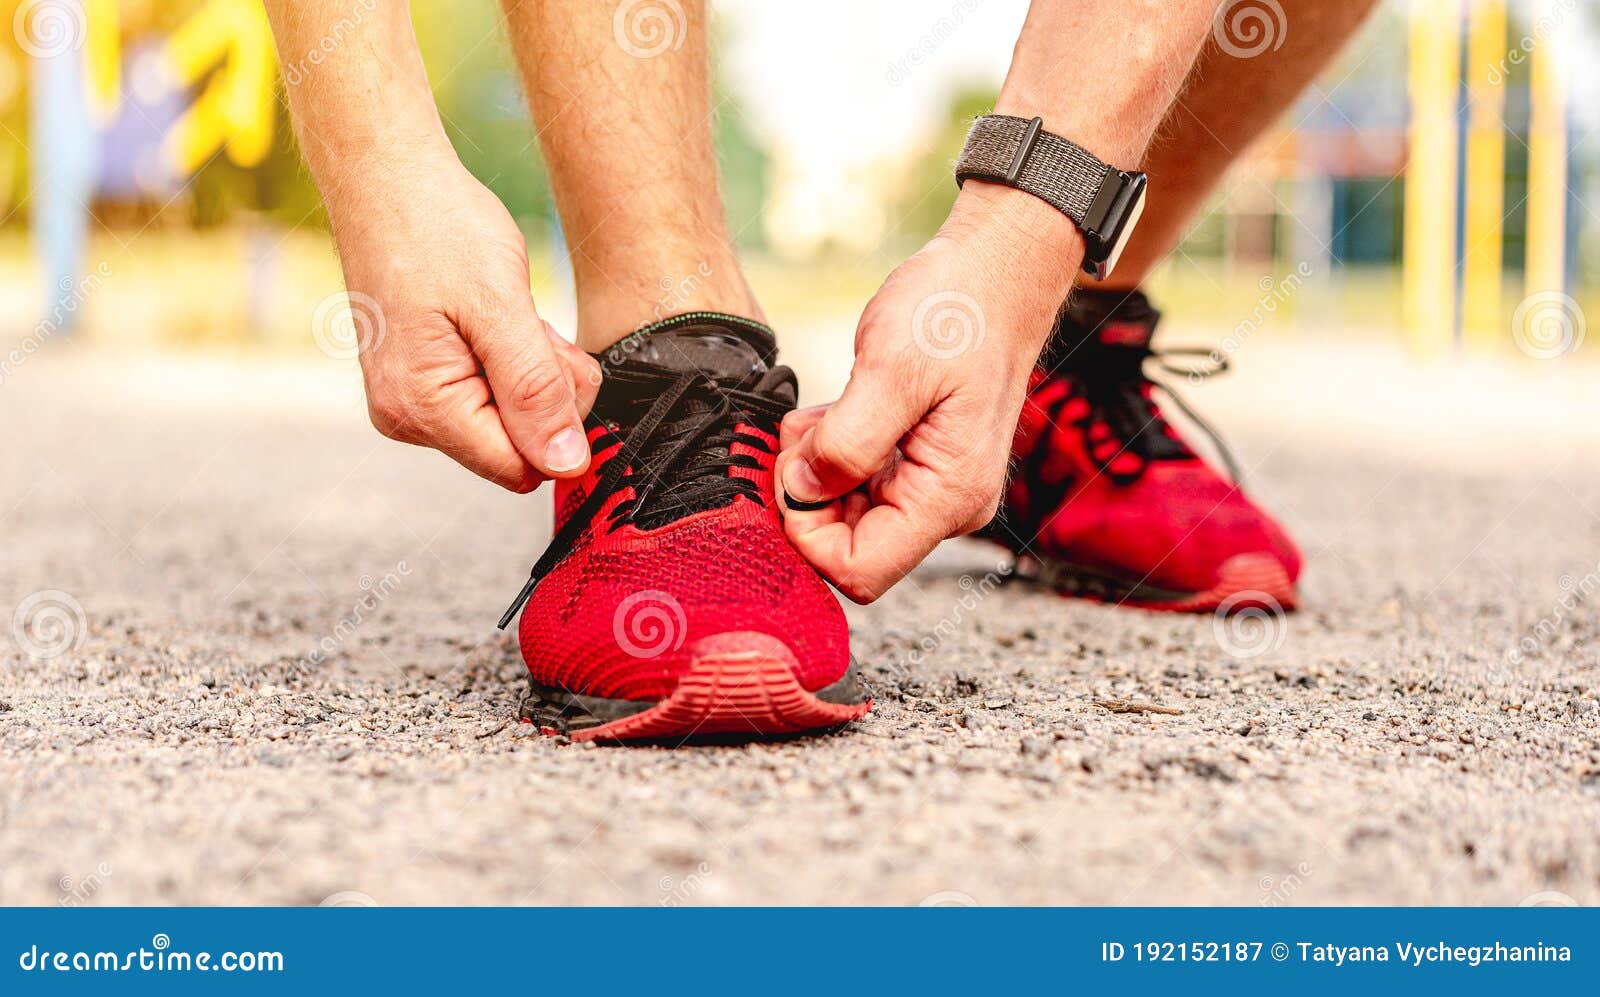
[955,114,1147,280]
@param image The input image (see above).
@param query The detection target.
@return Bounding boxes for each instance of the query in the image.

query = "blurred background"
[0,0,1593,366]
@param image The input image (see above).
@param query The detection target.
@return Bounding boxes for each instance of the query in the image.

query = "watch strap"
[954,114,1110,225]
[955,114,1149,279]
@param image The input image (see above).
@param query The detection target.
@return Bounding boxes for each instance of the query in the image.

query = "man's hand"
[263,0,597,491]
[327,151,599,491]
[776,185,1084,602]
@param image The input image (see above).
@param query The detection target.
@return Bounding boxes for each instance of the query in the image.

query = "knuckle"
[812,422,878,481]
[950,477,1002,533]
[506,359,569,416]
[367,392,417,441]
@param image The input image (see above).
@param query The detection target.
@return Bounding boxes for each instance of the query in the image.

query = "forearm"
[262,1,451,213]
[946,0,1218,312]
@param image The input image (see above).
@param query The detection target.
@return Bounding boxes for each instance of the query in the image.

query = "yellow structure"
[1523,0,1568,309]
[1462,0,1506,348]
[165,0,277,175]
[1401,0,1460,354]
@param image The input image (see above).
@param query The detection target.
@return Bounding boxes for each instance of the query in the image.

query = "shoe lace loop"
[1056,343,1242,484]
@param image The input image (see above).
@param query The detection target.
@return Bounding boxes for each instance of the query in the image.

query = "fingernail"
[544,427,588,473]
[783,459,823,503]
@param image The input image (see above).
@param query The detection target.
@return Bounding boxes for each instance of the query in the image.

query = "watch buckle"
[1081,170,1148,281]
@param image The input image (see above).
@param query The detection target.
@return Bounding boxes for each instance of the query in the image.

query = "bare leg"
[1095,0,1382,292]
[500,0,759,350]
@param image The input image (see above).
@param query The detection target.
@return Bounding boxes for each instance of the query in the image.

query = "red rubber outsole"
[1105,553,1298,614]
[1008,548,1298,615]
[549,636,872,745]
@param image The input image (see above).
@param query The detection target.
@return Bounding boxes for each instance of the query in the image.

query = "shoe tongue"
[621,313,777,379]
[1062,290,1158,350]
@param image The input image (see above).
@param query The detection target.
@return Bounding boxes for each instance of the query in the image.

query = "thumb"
[781,364,916,505]
[462,296,590,479]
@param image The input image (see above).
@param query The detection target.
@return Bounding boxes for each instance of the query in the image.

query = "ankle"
[573,255,764,351]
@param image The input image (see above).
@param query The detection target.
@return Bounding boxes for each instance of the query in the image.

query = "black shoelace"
[1046,343,1242,484]
[497,363,794,630]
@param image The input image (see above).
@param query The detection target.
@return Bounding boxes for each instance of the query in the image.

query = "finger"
[779,361,921,505]
[544,320,601,418]
[784,484,946,603]
[461,295,590,478]
[441,390,548,492]
[779,404,830,453]
[370,372,545,493]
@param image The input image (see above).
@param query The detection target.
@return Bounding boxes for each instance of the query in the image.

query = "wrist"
[317,137,464,237]
[939,181,1084,330]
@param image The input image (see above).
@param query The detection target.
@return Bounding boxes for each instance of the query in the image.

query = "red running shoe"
[981,290,1301,613]
[498,313,871,743]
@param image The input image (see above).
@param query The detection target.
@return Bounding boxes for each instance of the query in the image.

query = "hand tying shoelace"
[499,354,793,628]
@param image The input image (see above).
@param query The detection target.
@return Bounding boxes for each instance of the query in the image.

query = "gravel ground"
[2,331,1598,906]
